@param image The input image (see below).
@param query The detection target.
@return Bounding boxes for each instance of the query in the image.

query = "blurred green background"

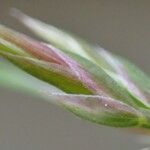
[0,0,150,149]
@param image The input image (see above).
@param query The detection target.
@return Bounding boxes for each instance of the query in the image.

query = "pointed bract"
[0,10,149,130]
